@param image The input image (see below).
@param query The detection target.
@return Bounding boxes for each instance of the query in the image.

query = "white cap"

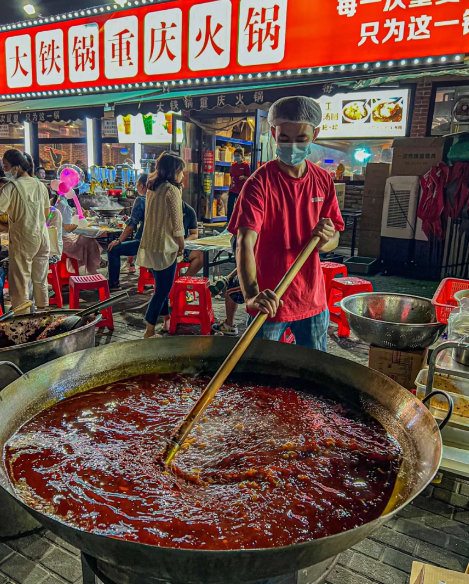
[268,96,322,128]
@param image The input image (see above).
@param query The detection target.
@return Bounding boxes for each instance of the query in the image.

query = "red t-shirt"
[229,162,251,194]
[228,160,345,323]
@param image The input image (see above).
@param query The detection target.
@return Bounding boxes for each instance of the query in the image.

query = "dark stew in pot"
[5,374,401,550]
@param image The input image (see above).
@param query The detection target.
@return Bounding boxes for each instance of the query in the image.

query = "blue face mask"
[276,142,312,167]
[233,155,243,162]
[4,170,16,180]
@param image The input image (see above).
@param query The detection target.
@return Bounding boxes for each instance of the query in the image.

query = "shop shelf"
[215,161,231,167]
[216,136,253,146]
[214,186,230,191]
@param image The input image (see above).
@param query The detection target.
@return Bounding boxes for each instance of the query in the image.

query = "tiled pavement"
[3,268,465,584]
[2,479,469,584]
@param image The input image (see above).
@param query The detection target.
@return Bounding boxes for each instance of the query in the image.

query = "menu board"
[117,112,183,144]
[317,90,409,140]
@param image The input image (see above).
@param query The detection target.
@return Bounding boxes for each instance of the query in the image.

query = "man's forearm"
[185,234,198,241]
[320,231,340,252]
[119,225,134,243]
[237,234,259,300]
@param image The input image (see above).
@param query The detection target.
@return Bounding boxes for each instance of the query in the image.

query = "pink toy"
[60,167,80,188]
[72,194,87,224]
[52,165,88,228]
[50,180,74,199]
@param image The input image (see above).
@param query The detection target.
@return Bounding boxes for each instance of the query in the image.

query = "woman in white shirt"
[0,150,50,312]
[137,152,185,338]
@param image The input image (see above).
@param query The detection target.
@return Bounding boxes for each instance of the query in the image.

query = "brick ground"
[2,264,458,584]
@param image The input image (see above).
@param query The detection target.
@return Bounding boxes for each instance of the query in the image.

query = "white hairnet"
[268,96,322,128]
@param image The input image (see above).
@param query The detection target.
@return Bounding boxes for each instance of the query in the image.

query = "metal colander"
[341,293,446,350]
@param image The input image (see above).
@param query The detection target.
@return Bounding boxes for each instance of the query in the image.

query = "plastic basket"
[432,278,469,324]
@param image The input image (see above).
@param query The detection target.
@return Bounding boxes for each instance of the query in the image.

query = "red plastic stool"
[47,264,63,308]
[321,261,348,299]
[280,327,295,344]
[169,262,191,306]
[58,254,80,288]
[328,277,373,338]
[169,276,214,335]
[137,267,154,294]
[69,274,114,330]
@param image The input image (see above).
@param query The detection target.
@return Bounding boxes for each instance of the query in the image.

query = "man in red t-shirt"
[228,96,345,351]
[227,148,251,222]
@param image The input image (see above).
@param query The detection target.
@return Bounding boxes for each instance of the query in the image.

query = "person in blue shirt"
[107,174,148,291]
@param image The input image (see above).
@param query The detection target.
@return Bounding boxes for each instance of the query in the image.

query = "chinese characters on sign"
[203,150,215,173]
[104,16,139,79]
[189,0,232,71]
[36,29,64,86]
[336,0,468,46]
[69,24,99,83]
[5,35,33,88]
[317,89,410,138]
[3,0,288,91]
[144,8,183,75]
[238,0,288,66]
[0,0,465,95]
[202,151,215,198]
[102,118,118,136]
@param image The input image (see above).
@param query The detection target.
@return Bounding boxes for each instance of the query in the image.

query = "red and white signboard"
[203,151,215,173]
[0,0,468,97]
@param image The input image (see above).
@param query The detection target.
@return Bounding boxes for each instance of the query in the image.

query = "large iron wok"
[0,337,450,584]
[90,206,123,218]
[0,310,101,390]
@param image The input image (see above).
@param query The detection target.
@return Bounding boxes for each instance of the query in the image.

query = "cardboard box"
[410,561,469,583]
[368,346,428,390]
[364,163,391,198]
[391,137,446,177]
[334,183,346,210]
[358,229,381,258]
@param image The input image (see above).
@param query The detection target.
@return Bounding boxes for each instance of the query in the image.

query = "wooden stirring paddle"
[162,235,321,466]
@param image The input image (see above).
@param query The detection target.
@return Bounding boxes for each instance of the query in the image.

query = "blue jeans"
[0,267,5,313]
[108,239,140,285]
[145,262,177,326]
[249,310,329,351]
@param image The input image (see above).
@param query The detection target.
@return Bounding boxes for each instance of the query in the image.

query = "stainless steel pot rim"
[3,337,442,559]
[0,337,444,583]
[340,293,444,329]
[0,309,102,352]
[13,481,433,559]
